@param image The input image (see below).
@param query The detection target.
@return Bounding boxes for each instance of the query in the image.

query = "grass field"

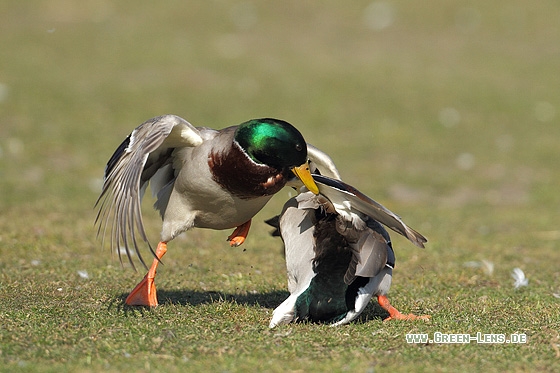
[1,1,560,372]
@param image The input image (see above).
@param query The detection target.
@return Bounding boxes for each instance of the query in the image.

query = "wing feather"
[313,174,427,248]
[95,115,203,268]
[306,143,342,180]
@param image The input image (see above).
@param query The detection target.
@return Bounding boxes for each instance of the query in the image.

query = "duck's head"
[235,118,319,194]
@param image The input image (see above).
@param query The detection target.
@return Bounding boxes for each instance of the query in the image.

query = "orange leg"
[377,295,431,321]
[125,241,167,307]
[227,220,251,247]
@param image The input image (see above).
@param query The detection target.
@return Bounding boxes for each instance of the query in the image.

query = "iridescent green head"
[235,118,307,169]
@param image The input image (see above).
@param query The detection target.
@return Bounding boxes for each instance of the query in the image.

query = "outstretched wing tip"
[94,114,202,267]
[313,174,428,248]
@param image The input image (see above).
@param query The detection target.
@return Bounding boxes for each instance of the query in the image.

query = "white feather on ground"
[511,268,528,289]
[463,259,494,276]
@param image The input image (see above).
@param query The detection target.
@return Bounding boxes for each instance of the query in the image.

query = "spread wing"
[306,144,342,180]
[312,174,427,248]
[94,115,204,269]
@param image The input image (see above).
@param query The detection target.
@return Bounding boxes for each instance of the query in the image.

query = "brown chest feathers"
[208,143,290,199]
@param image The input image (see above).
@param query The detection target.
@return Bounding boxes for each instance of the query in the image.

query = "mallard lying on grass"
[268,175,430,327]
[95,114,339,307]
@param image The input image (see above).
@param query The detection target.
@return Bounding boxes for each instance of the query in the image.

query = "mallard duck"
[268,174,430,327]
[95,114,334,307]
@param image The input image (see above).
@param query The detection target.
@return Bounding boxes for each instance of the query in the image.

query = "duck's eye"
[295,144,303,152]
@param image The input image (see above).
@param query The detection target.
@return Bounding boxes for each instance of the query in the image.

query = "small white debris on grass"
[481,260,494,276]
[77,270,90,279]
[511,268,528,289]
[463,259,494,275]
[31,260,41,266]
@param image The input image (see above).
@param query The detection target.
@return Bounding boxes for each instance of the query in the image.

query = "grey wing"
[280,195,318,294]
[269,195,318,327]
[343,229,390,283]
[313,174,427,248]
[306,143,341,180]
[94,114,204,269]
[347,189,426,248]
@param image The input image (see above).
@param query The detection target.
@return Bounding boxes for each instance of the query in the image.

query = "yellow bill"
[291,163,320,195]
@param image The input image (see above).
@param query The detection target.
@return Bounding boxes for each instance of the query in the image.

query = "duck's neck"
[208,141,290,199]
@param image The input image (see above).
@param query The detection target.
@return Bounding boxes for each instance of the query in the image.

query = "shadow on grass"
[109,288,390,324]
[108,288,289,311]
[157,288,290,308]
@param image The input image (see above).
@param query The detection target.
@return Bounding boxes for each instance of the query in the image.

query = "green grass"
[1,0,560,371]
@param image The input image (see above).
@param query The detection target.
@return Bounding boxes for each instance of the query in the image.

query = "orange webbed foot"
[227,220,251,247]
[125,241,167,307]
[377,295,431,322]
[126,274,158,306]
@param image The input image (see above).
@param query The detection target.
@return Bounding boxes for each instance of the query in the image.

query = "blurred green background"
[1,1,559,372]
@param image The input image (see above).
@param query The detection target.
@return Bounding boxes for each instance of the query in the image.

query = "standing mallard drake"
[268,175,430,327]
[95,114,330,307]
